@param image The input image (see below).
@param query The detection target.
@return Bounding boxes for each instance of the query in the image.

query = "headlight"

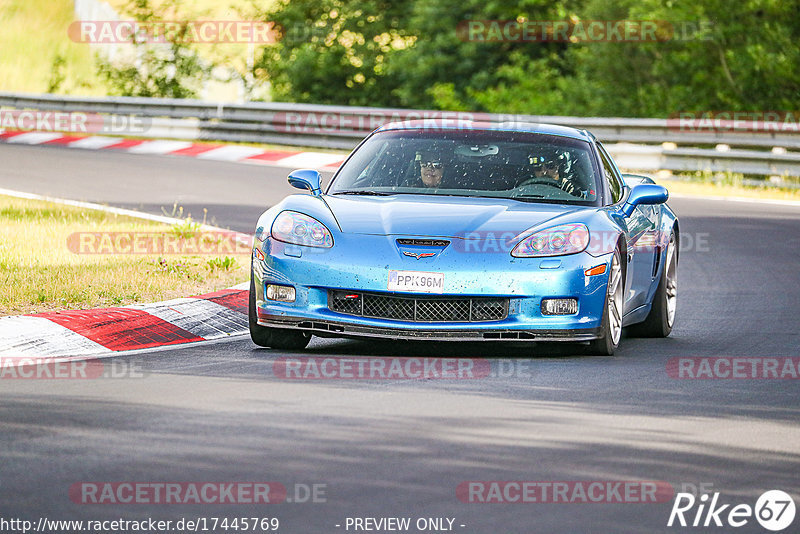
[511,223,589,257]
[271,211,334,248]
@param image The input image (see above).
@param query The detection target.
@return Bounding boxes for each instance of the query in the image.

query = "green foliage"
[256,0,414,106]
[96,0,211,98]
[46,53,67,93]
[550,0,800,116]
[386,0,576,110]
[170,218,201,239]
[206,256,237,272]
[255,0,800,116]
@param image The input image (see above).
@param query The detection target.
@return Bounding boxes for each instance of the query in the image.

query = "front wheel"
[249,274,311,350]
[588,247,624,356]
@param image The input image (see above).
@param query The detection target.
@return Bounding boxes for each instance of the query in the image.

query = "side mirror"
[288,169,322,196]
[619,184,668,217]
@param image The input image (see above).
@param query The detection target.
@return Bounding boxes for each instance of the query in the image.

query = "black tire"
[588,247,624,356]
[628,232,677,338]
[249,274,311,350]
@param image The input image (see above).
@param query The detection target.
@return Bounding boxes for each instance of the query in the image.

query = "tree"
[255,0,800,116]
[548,0,800,116]
[256,0,413,106]
[96,0,211,98]
[385,0,577,111]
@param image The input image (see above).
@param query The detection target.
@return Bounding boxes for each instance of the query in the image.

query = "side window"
[598,146,623,204]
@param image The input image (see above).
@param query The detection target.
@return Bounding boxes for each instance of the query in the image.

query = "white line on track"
[274,152,346,168]
[6,132,64,144]
[127,140,194,154]
[129,298,248,340]
[0,316,111,358]
[0,187,253,235]
[196,145,267,161]
[67,136,123,149]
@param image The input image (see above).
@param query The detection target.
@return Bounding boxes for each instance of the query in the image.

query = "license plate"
[388,270,444,294]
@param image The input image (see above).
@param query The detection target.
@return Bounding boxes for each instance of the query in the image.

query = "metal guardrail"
[1,92,799,180]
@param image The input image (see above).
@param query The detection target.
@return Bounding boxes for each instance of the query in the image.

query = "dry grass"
[0,195,249,316]
[106,0,269,19]
[0,0,101,94]
[0,0,274,97]
[656,177,800,202]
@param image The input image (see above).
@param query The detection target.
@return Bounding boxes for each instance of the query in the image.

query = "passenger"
[532,153,577,195]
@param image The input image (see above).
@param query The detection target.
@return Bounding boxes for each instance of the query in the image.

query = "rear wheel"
[249,274,311,350]
[588,247,624,356]
[629,232,677,338]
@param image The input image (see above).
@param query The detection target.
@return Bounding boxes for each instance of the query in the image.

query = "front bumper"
[258,313,601,342]
[253,235,612,342]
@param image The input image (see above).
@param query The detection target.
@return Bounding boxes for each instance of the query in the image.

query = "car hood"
[323,194,585,238]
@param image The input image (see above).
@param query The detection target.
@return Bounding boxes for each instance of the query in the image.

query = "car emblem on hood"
[403,251,437,260]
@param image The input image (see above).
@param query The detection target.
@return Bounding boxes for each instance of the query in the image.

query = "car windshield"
[328,129,601,205]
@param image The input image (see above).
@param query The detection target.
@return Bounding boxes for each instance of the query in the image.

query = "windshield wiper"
[332,190,393,196]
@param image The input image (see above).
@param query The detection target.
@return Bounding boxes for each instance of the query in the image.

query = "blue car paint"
[251,122,678,341]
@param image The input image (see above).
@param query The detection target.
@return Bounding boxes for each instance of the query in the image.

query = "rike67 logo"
[668,490,796,531]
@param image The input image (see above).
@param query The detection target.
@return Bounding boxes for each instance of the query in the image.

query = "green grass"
[0,194,250,316]
[0,0,102,94]
[207,256,237,272]
[170,218,202,239]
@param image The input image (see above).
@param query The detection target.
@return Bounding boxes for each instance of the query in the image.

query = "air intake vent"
[328,291,507,323]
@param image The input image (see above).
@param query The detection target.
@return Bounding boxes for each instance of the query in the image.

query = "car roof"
[375,119,593,142]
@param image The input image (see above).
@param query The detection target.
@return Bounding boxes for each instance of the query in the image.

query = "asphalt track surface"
[1,143,799,533]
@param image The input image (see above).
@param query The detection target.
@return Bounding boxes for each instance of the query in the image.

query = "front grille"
[328,291,508,323]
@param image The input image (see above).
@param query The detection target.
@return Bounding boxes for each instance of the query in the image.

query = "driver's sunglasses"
[420,161,443,169]
[534,161,557,170]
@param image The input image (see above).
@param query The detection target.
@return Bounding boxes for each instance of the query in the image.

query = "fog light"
[541,298,578,315]
[266,284,296,302]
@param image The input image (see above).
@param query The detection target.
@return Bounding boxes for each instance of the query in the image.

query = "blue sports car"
[249,120,678,355]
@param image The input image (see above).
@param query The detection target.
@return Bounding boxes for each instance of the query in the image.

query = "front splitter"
[258,313,601,342]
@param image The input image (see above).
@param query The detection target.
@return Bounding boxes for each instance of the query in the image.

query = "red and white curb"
[0,283,249,360]
[0,129,347,170]
[0,189,256,363]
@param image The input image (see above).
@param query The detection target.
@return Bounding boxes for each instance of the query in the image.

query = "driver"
[531,153,577,195]
[417,151,445,188]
